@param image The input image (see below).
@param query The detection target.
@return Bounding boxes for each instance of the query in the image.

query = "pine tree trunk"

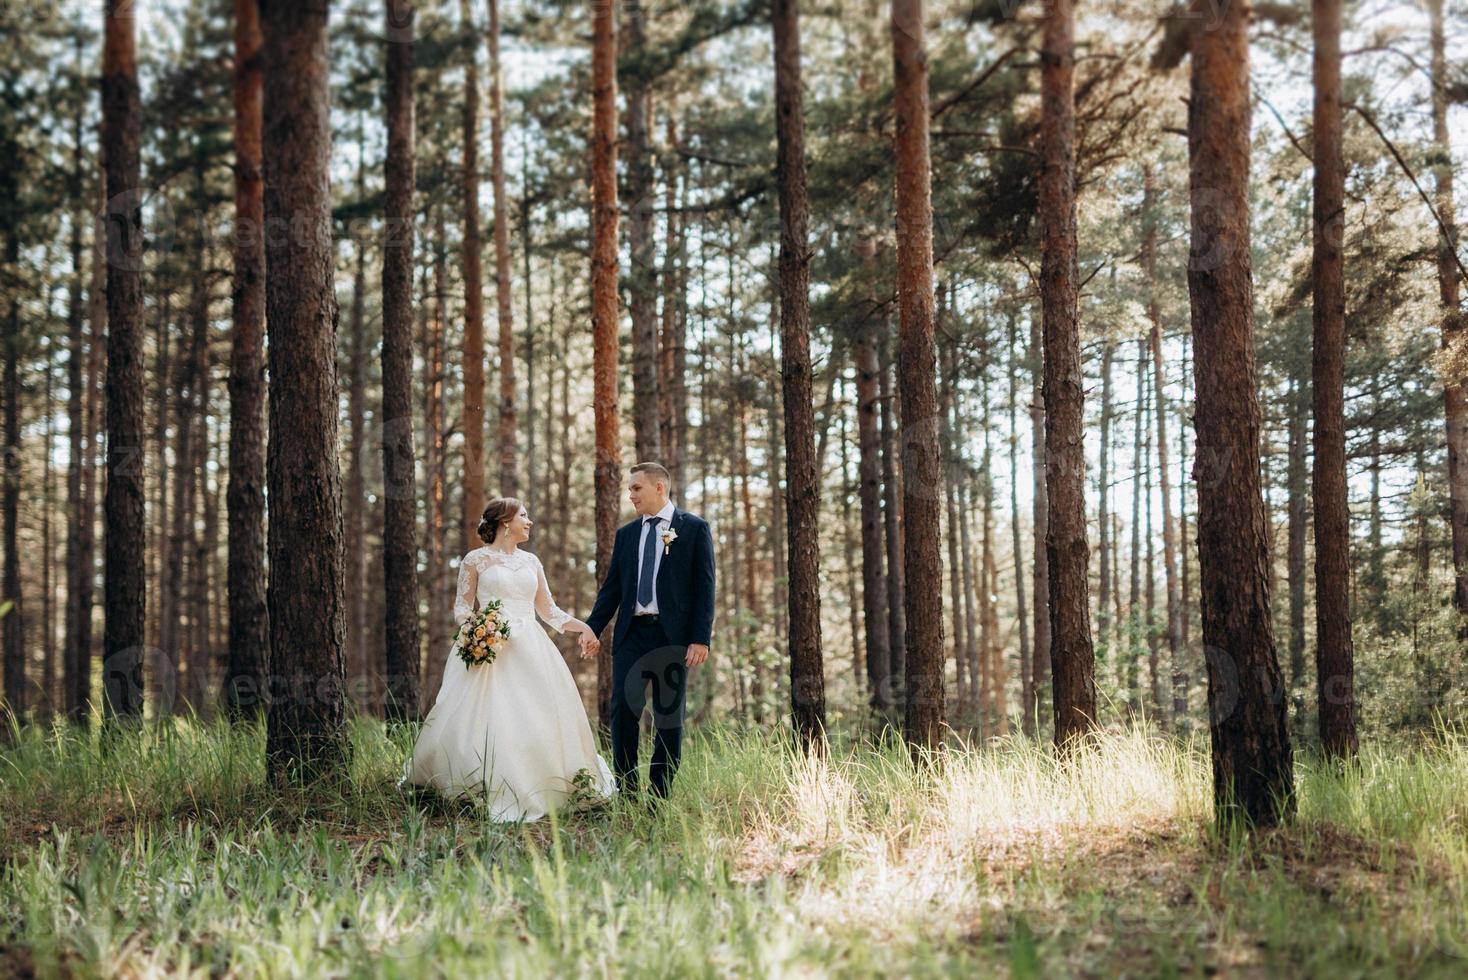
[521,161,536,516]
[1010,312,1032,736]
[660,116,688,500]
[344,187,369,711]
[1097,338,1114,659]
[101,0,146,722]
[878,325,907,698]
[76,149,106,722]
[1311,0,1356,758]
[736,350,762,722]
[1029,306,1050,734]
[941,325,968,716]
[191,294,216,715]
[772,0,825,749]
[1039,0,1096,747]
[1144,167,1184,725]
[984,473,1005,736]
[487,0,517,496]
[1420,0,1468,625]
[855,234,892,711]
[224,0,268,720]
[65,44,95,723]
[1143,373,1159,713]
[980,373,1001,734]
[43,340,55,717]
[1129,338,1145,715]
[2,225,22,722]
[261,0,349,782]
[892,0,945,754]
[1179,337,1192,649]
[421,210,450,715]
[958,462,981,725]
[167,252,206,715]
[624,0,659,463]
[840,376,865,697]
[1285,374,1308,692]
[591,0,621,733]
[460,0,486,548]
[151,289,170,673]
[383,0,422,723]
[1186,0,1295,827]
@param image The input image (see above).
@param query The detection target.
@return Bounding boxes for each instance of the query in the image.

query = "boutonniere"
[660,526,678,555]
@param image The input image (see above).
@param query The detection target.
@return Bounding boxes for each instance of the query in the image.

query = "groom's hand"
[685,643,709,667]
[578,631,600,659]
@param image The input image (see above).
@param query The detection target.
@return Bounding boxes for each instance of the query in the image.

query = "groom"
[583,462,715,800]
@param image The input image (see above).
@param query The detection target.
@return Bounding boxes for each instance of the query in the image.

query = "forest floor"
[3,713,1467,977]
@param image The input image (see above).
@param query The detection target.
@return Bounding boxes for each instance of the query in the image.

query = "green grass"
[3,714,1468,977]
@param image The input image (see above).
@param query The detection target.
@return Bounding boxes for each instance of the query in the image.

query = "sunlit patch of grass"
[3,714,1468,975]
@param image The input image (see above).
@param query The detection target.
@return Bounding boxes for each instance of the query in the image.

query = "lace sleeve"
[453,553,480,628]
[532,554,578,634]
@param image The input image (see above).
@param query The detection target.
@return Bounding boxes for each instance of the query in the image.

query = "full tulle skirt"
[401,609,615,822]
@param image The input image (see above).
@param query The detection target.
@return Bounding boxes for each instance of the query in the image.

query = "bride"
[402,497,616,820]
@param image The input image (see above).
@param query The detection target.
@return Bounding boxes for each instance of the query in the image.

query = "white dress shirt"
[634,500,677,615]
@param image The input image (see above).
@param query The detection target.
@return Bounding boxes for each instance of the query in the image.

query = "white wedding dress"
[401,545,616,820]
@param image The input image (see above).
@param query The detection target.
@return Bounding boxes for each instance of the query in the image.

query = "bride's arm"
[533,555,585,635]
[453,555,480,628]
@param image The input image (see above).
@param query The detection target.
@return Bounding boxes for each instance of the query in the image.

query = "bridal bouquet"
[454,599,512,667]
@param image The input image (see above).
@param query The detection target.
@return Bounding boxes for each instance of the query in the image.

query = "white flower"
[660,526,678,555]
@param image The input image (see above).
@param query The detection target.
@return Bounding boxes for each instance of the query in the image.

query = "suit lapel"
[655,509,684,585]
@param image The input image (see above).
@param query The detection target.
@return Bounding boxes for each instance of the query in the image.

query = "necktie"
[637,517,660,607]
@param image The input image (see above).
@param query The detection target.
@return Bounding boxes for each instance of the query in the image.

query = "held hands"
[576,625,600,659]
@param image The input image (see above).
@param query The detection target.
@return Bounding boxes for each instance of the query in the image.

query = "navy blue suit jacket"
[585,508,715,651]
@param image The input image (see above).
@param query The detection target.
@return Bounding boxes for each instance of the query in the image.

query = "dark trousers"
[610,616,687,797]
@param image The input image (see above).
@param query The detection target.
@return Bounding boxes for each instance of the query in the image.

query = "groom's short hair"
[630,461,671,488]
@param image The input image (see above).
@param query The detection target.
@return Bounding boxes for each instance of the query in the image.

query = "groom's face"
[627,473,667,515]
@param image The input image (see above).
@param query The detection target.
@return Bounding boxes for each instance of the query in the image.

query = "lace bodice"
[453,547,577,634]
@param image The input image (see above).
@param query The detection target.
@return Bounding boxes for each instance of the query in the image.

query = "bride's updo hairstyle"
[477,496,525,544]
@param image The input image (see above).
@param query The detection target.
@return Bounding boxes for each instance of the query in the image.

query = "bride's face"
[501,507,532,544]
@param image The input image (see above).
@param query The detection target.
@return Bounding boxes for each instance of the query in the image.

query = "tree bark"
[878,324,907,698]
[101,0,146,722]
[1010,311,1032,736]
[344,167,369,710]
[1311,0,1356,758]
[624,0,660,464]
[261,0,349,782]
[660,117,688,499]
[1187,0,1295,827]
[65,36,96,724]
[2,226,21,723]
[488,0,517,496]
[383,0,422,723]
[421,208,450,715]
[855,234,892,712]
[1029,304,1050,734]
[1097,337,1114,659]
[591,0,621,733]
[76,144,106,722]
[225,0,269,720]
[460,0,486,548]
[892,0,945,756]
[1143,167,1184,723]
[1129,337,1145,715]
[1039,0,1096,748]
[940,317,968,716]
[772,0,825,743]
[1285,372,1308,694]
[1427,0,1467,624]
[840,375,865,697]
